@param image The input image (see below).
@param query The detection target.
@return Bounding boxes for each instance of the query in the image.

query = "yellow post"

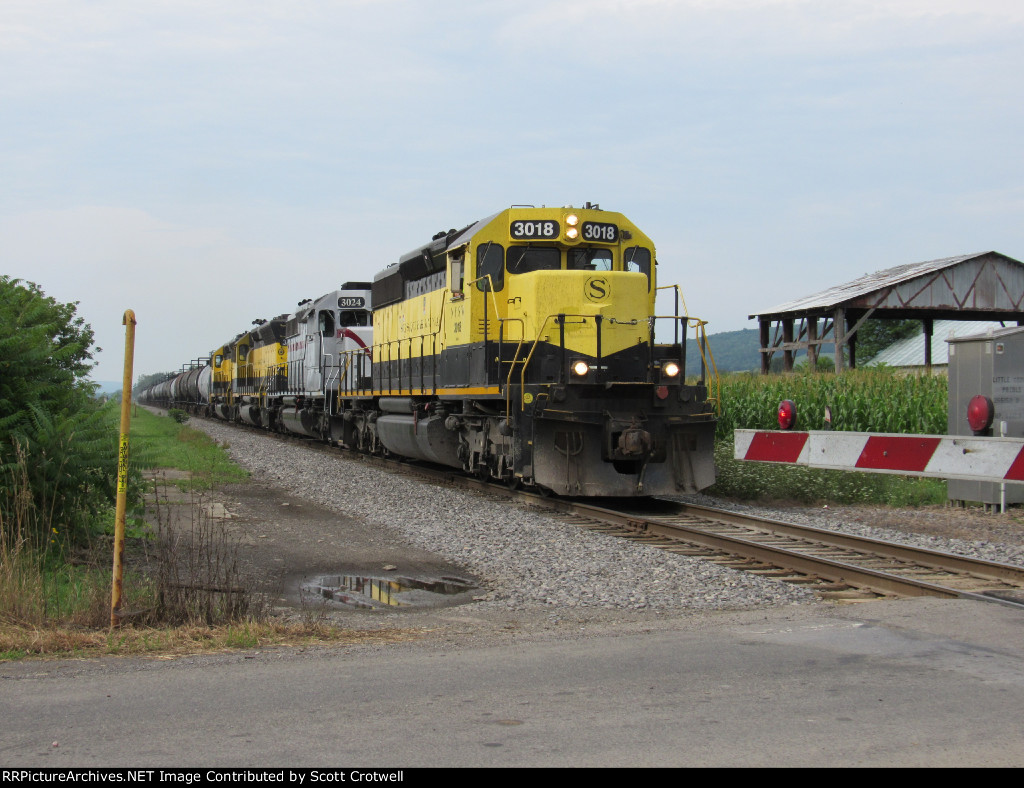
[110,309,137,629]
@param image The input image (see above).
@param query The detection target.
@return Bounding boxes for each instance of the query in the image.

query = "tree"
[854,319,920,363]
[0,276,123,544]
[135,370,177,392]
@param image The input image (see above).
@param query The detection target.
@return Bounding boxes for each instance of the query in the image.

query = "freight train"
[137,204,719,496]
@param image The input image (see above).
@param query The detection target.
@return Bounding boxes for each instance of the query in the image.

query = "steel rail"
[533,497,1024,608]
[528,497,961,600]
[665,501,1024,585]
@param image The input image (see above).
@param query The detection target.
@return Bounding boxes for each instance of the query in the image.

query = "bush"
[0,277,137,546]
[168,409,189,424]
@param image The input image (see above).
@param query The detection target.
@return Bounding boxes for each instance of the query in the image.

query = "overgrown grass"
[1,407,272,661]
[132,407,248,489]
[0,481,150,629]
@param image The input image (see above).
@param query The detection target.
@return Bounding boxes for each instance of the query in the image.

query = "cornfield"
[716,369,947,439]
[709,369,949,505]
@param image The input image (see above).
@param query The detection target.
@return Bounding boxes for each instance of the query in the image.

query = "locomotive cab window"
[449,252,465,295]
[319,310,335,337]
[339,310,367,327]
[476,242,504,291]
[214,354,223,368]
[568,248,613,272]
[506,246,560,275]
[624,246,652,289]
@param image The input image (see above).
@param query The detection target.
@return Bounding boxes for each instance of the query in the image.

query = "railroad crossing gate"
[734,429,1024,486]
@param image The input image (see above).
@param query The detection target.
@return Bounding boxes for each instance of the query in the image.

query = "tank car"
[136,361,211,413]
[334,204,717,496]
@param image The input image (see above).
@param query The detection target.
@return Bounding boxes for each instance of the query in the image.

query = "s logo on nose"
[585,277,609,301]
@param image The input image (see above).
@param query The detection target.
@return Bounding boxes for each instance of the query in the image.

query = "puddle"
[302,574,478,610]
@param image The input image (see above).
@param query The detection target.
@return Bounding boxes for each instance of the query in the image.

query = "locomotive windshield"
[339,310,368,327]
[568,248,613,272]
[624,246,652,288]
[506,246,559,274]
[319,310,335,337]
[476,242,504,292]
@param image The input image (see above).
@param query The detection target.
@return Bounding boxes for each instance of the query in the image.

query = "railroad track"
[531,497,1024,607]
[337,447,1024,608]
[184,412,1024,608]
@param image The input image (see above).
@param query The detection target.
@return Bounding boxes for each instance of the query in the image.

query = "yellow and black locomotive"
[139,204,718,497]
[335,203,717,495]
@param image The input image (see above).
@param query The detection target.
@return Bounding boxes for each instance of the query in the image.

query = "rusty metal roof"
[750,251,1024,319]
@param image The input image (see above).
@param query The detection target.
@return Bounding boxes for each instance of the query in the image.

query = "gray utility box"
[948,326,1024,505]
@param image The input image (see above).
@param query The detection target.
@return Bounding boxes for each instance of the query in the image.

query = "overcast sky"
[2,0,1022,383]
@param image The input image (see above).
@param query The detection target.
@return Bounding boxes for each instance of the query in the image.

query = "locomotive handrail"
[322,349,338,414]
[363,295,449,396]
[432,290,446,394]
[500,317,527,417]
[650,312,720,415]
[465,274,502,359]
[335,353,354,407]
[515,312,610,408]
[655,283,707,329]
[511,310,720,414]
[689,318,720,413]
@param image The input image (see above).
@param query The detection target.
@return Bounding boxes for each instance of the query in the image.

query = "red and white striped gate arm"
[734,429,1024,484]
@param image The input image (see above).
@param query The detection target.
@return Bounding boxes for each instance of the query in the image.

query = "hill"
[682,327,830,375]
[685,328,760,375]
[89,380,124,395]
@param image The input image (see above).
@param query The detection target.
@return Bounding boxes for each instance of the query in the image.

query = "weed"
[299,590,330,633]
[225,622,260,649]
[139,483,267,627]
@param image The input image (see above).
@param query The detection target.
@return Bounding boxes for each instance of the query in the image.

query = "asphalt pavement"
[4,597,1024,767]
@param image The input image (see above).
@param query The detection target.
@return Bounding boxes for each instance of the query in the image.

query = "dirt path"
[141,469,483,626]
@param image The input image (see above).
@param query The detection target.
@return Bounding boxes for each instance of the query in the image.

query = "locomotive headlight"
[566,227,579,240]
[566,214,579,226]
[571,360,590,378]
[662,361,681,378]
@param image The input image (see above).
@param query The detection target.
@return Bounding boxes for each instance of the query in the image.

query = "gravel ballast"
[189,418,1024,612]
[191,420,817,611]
